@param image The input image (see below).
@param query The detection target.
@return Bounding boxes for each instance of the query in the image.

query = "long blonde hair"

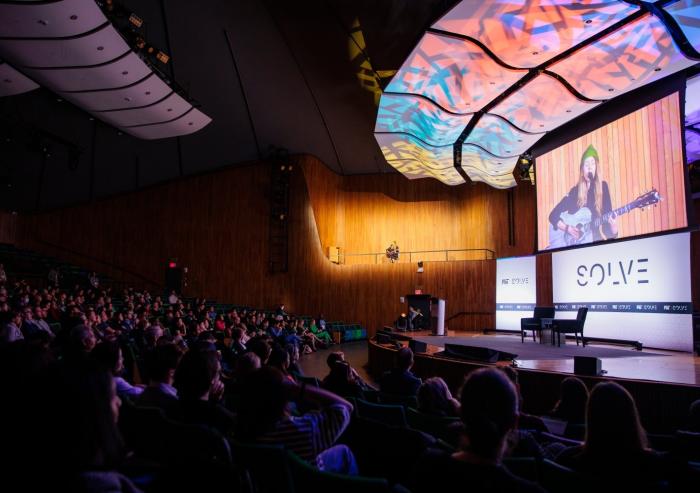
[577,145,602,215]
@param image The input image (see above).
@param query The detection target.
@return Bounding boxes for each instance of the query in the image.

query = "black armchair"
[521,306,555,343]
[552,307,588,347]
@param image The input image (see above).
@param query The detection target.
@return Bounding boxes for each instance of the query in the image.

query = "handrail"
[337,247,495,264]
[26,237,162,289]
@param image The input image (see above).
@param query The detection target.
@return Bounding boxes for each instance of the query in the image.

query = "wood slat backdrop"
[6,152,699,335]
[536,93,687,250]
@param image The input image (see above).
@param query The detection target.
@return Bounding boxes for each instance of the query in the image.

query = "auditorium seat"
[377,392,418,409]
[355,399,408,428]
[229,440,294,493]
[539,459,589,493]
[405,407,461,447]
[286,449,408,493]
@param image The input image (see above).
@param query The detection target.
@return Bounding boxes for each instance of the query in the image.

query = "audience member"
[174,347,235,435]
[417,377,460,417]
[237,366,358,474]
[412,368,544,493]
[555,381,673,490]
[137,343,183,417]
[380,346,422,396]
[92,341,144,398]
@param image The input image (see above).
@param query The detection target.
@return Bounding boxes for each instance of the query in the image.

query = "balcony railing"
[337,248,495,265]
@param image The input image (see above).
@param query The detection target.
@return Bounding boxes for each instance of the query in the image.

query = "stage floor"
[409,331,700,386]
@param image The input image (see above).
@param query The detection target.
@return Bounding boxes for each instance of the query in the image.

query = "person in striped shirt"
[237,366,358,474]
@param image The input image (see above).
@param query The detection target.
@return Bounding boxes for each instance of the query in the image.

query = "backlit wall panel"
[552,232,692,351]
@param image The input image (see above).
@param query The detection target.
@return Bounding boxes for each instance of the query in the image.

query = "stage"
[368,331,700,432]
[393,330,700,386]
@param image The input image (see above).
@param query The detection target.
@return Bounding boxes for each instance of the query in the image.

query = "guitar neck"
[592,203,637,228]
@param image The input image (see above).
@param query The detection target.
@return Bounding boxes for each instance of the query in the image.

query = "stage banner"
[552,232,692,351]
[496,256,536,331]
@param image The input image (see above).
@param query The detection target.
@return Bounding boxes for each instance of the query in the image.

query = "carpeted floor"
[412,334,666,361]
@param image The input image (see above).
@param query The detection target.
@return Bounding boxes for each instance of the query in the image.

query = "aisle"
[296,340,377,386]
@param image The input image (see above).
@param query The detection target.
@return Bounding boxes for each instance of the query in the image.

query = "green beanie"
[581,144,599,163]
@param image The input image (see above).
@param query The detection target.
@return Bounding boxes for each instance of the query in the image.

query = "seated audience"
[555,381,674,490]
[174,347,235,435]
[417,377,460,417]
[137,343,183,418]
[412,368,545,493]
[380,346,422,396]
[92,341,144,398]
[237,366,357,474]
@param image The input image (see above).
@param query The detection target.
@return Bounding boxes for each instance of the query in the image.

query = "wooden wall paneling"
[28,152,697,337]
[0,211,18,245]
[536,253,553,307]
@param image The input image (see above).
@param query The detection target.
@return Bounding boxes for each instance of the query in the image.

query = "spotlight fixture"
[517,154,533,182]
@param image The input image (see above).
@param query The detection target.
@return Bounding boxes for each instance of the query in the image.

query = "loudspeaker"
[443,343,517,363]
[409,339,428,353]
[574,356,602,376]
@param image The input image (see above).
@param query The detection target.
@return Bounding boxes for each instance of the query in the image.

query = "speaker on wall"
[574,356,602,376]
[409,339,428,353]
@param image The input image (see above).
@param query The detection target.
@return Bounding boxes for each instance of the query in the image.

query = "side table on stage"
[540,318,554,345]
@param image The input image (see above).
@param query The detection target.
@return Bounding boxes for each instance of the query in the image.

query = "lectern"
[405,294,445,335]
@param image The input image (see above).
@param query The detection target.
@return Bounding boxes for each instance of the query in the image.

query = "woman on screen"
[548,144,617,248]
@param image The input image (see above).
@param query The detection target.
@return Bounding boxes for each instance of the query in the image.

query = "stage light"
[156,51,170,64]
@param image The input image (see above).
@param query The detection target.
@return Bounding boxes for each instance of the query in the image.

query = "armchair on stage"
[552,307,588,347]
[520,306,555,343]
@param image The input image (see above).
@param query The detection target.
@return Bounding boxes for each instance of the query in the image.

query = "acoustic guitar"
[548,189,661,248]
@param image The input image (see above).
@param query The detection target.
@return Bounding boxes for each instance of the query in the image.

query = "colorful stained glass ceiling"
[375,0,700,188]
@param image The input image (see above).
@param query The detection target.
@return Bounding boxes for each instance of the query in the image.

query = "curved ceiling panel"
[0,25,128,68]
[461,145,519,186]
[549,13,697,100]
[0,61,38,96]
[124,108,212,140]
[463,167,517,189]
[375,93,473,146]
[490,73,601,133]
[22,52,151,92]
[665,0,700,53]
[464,114,544,158]
[64,73,172,111]
[0,1,211,140]
[375,133,464,185]
[97,91,191,127]
[432,0,638,68]
[0,0,105,38]
[384,32,526,113]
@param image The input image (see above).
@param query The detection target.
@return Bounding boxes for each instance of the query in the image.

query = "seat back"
[287,450,394,493]
[576,307,588,326]
[355,399,407,428]
[405,407,461,447]
[230,440,294,493]
[378,392,418,409]
[534,306,555,319]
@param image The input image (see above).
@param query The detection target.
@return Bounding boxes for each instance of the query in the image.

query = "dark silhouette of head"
[553,377,589,423]
[397,347,414,371]
[459,368,518,462]
[236,366,287,440]
[584,381,647,456]
[174,349,220,400]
